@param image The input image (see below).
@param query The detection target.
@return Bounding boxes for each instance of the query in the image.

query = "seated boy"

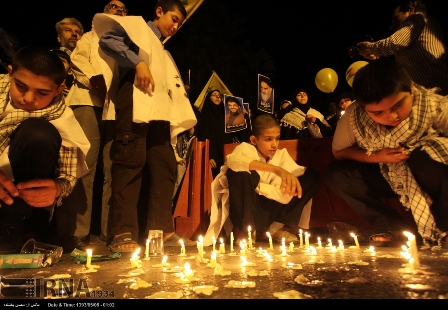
[204,114,321,245]
[0,46,89,253]
[324,58,448,247]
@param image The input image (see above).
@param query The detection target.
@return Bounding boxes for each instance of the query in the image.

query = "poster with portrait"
[257,74,274,114]
[223,94,247,133]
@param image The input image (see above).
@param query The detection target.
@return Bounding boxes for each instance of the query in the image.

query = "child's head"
[250,114,281,160]
[8,46,66,111]
[352,58,413,127]
[50,49,71,74]
[152,0,187,38]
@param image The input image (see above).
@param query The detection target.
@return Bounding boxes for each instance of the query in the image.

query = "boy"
[324,58,448,247]
[0,46,89,253]
[204,114,321,245]
[95,0,197,252]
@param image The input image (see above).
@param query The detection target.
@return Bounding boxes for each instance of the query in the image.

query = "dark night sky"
[2,0,447,113]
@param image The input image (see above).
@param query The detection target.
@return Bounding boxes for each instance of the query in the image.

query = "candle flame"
[86,249,92,256]
[248,225,251,232]
[162,255,167,263]
[198,235,203,242]
[179,239,184,246]
[403,231,413,238]
[146,239,149,245]
[350,232,356,238]
[266,232,271,237]
[220,238,224,244]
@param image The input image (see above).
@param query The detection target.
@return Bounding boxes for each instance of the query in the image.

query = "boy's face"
[8,66,64,111]
[364,90,413,127]
[296,92,308,104]
[250,126,281,161]
[154,7,185,38]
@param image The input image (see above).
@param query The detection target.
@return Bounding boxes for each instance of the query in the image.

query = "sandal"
[108,233,139,253]
[271,229,298,243]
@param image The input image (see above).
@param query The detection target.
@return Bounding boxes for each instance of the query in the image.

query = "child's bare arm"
[249,160,302,198]
[135,61,155,92]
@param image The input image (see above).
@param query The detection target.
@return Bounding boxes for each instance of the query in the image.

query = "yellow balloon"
[346,61,369,87]
[315,68,338,93]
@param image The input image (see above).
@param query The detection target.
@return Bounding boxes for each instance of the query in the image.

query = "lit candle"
[282,237,286,250]
[197,235,204,260]
[327,238,333,248]
[248,226,253,250]
[317,237,322,248]
[183,262,193,280]
[219,238,225,254]
[179,239,186,256]
[145,239,149,259]
[230,232,234,252]
[403,231,420,268]
[338,240,344,250]
[266,232,273,250]
[299,229,303,248]
[212,236,216,252]
[130,248,141,268]
[86,249,92,269]
[350,233,360,248]
[210,251,217,267]
[288,242,294,253]
[240,241,246,257]
[305,232,310,248]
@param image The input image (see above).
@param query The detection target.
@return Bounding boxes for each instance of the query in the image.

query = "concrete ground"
[1,229,448,302]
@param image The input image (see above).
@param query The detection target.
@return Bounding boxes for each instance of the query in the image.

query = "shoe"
[271,229,298,243]
[59,236,89,254]
[108,233,139,253]
[367,231,402,247]
[0,224,24,254]
[163,232,196,246]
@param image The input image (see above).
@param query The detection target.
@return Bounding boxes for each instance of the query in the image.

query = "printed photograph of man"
[258,74,274,114]
[224,95,247,133]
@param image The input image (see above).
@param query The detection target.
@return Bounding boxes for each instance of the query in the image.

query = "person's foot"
[109,233,139,253]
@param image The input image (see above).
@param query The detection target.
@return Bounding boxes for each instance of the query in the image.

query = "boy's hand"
[209,159,217,169]
[274,167,302,198]
[135,61,155,93]
[0,170,19,205]
[16,179,60,208]
[375,147,410,163]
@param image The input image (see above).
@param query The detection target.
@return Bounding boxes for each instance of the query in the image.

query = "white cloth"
[203,142,310,246]
[66,31,118,111]
[280,107,330,138]
[92,14,196,142]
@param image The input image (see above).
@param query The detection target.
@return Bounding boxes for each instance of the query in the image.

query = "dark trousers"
[324,149,448,235]
[0,118,61,237]
[107,70,177,243]
[226,167,321,235]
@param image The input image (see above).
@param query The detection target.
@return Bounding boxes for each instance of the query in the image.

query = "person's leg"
[324,160,410,237]
[100,120,116,242]
[226,169,261,234]
[145,121,177,239]
[56,106,102,249]
[407,149,448,233]
[107,70,146,251]
[275,167,321,229]
[1,118,61,252]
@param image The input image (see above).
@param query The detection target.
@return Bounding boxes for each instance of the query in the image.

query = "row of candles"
[83,227,420,272]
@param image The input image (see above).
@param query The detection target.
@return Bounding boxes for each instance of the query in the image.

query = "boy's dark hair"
[352,58,412,107]
[11,46,67,86]
[153,0,187,20]
[252,114,280,137]
[398,0,427,14]
[51,49,71,66]
[337,91,353,104]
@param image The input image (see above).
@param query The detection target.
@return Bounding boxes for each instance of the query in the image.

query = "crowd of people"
[0,0,447,254]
